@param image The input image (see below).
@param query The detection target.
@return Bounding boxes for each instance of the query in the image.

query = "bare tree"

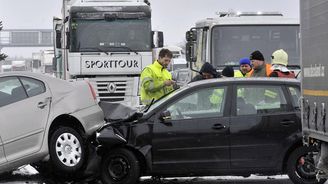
[0,21,8,61]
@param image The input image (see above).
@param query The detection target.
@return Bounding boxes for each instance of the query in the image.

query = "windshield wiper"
[96,47,109,55]
[79,47,109,55]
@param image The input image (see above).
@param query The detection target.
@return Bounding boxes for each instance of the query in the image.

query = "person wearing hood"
[221,66,234,77]
[191,62,220,82]
[269,49,295,78]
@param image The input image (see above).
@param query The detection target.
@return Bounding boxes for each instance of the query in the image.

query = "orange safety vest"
[247,64,272,77]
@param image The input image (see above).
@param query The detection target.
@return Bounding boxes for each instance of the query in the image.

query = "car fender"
[279,131,303,169]
[97,126,127,147]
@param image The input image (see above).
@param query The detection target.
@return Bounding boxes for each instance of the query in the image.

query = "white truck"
[1,65,12,72]
[53,0,163,106]
[31,52,42,73]
[185,11,300,76]
[40,50,54,76]
[11,60,26,71]
[32,50,54,76]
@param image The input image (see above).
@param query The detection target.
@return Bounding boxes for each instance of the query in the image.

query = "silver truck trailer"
[301,0,328,178]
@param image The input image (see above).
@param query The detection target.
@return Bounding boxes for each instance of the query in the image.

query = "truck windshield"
[70,18,151,52]
[211,25,300,67]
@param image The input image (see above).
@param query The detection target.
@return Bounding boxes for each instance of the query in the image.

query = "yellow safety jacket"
[140,61,174,105]
[234,70,248,78]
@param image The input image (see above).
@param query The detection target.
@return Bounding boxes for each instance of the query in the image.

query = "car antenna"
[144,98,155,113]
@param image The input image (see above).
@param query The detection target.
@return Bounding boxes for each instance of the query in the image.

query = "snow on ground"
[12,165,39,175]
[0,165,292,184]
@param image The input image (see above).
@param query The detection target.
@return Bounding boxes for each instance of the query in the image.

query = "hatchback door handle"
[212,124,226,130]
[281,120,295,126]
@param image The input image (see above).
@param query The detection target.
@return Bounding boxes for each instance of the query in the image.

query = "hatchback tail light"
[86,81,97,101]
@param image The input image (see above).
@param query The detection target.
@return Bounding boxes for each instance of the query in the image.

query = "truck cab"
[186,11,300,78]
[53,0,163,106]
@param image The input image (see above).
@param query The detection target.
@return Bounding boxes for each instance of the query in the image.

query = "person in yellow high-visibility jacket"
[140,49,175,105]
[234,58,252,78]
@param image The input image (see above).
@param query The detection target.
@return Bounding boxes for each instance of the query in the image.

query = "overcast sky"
[0,0,299,58]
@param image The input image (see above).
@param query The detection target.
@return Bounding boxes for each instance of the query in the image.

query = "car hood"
[98,101,142,122]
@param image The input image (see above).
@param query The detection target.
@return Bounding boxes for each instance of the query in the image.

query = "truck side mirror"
[157,31,164,47]
[55,30,62,49]
[66,32,70,49]
[52,57,57,71]
[152,31,164,48]
[186,42,196,62]
[185,30,197,63]
[186,30,197,42]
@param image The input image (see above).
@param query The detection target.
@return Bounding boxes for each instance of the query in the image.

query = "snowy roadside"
[0,165,293,184]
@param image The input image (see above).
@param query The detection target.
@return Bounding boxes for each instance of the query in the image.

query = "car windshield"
[145,87,184,113]
[211,25,300,67]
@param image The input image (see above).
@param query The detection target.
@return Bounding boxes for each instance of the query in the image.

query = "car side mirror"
[159,110,171,121]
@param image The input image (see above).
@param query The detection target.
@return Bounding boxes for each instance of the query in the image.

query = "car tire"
[101,148,140,184]
[49,126,87,175]
[287,146,326,184]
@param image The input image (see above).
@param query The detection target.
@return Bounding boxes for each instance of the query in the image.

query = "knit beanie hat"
[271,49,288,66]
[250,50,265,61]
[222,66,234,77]
[239,57,251,66]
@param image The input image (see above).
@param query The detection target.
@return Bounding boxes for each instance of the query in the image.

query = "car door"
[230,84,299,169]
[152,85,231,174]
[0,76,51,162]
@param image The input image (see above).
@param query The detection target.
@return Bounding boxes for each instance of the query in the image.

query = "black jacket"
[191,62,220,82]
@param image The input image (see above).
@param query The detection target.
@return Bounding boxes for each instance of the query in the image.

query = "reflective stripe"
[304,89,328,97]
[142,77,155,91]
[264,89,277,98]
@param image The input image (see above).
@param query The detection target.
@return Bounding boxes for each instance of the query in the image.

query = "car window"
[0,76,27,107]
[166,87,226,120]
[288,86,300,109]
[20,77,46,97]
[237,85,287,115]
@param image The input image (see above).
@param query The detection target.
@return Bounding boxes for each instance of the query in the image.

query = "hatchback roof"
[187,77,299,87]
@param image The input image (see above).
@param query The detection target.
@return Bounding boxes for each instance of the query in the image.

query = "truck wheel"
[287,146,326,184]
[101,148,140,184]
[49,126,87,174]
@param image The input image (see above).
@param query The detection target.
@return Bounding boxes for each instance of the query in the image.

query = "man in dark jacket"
[247,50,272,77]
[191,62,220,82]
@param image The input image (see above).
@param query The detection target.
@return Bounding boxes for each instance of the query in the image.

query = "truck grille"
[88,77,136,103]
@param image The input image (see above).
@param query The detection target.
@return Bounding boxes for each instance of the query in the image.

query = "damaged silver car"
[0,72,104,178]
